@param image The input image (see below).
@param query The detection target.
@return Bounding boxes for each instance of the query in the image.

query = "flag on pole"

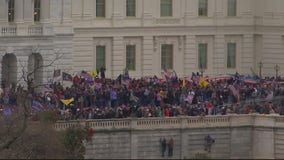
[62,72,73,81]
[182,78,186,88]
[89,69,98,78]
[228,84,240,102]
[81,70,92,79]
[198,77,209,87]
[53,69,61,78]
[53,69,61,82]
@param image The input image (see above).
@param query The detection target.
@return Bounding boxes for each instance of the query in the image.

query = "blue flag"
[3,107,12,116]
[32,100,44,111]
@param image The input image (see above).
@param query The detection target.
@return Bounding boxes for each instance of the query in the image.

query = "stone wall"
[55,114,284,159]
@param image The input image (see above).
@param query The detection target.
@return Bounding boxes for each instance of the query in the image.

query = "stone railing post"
[180,117,189,159]
[130,118,138,159]
[252,115,275,159]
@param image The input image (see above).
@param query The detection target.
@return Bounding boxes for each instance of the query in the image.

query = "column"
[142,36,154,76]
[214,0,224,17]
[83,0,93,20]
[40,0,50,23]
[184,0,197,25]
[142,0,154,26]
[214,34,225,75]
[184,35,196,76]
[24,0,33,23]
[112,36,124,78]
[242,34,254,75]
[112,0,123,27]
[14,0,24,23]
[262,34,282,77]
[62,0,72,24]
[0,0,7,23]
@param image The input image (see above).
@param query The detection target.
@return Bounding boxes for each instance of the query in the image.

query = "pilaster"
[142,36,154,76]
[242,34,254,75]
[184,35,196,76]
[23,0,33,24]
[0,0,7,23]
[40,0,50,23]
[14,0,24,23]
[112,36,124,78]
[112,0,124,27]
[214,34,225,75]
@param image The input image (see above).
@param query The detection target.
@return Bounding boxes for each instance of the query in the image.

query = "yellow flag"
[182,79,186,88]
[199,77,209,87]
[89,69,97,77]
[60,97,74,105]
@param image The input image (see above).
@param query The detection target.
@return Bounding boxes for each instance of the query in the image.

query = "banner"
[53,69,61,78]
[198,77,209,87]
[60,97,74,105]
[62,72,73,81]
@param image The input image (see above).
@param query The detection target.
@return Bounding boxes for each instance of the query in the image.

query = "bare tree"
[0,51,67,158]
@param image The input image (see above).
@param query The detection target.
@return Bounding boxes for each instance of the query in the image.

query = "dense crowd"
[1,70,284,120]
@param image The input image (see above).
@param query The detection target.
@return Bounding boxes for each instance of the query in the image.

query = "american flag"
[80,70,92,79]
[228,85,240,102]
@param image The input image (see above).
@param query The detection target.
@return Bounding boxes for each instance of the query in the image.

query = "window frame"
[198,0,208,17]
[227,42,236,69]
[227,0,237,17]
[126,0,136,17]
[161,44,173,70]
[8,0,15,23]
[96,0,106,18]
[34,0,41,22]
[198,43,208,70]
[96,46,106,69]
[126,45,136,70]
[160,0,173,17]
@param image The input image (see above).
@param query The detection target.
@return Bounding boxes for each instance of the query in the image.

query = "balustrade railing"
[54,114,284,131]
[28,25,43,36]
[1,26,17,36]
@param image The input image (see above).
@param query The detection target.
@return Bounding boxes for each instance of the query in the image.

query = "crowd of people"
[1,69,284,120]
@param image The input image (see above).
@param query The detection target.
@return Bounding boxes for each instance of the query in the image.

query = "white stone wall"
[1,0,284,81]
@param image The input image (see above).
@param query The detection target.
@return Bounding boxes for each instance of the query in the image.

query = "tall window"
[96,46,106,69]
[227,43,236,68]
[126,0,136,17]
[8,0,15,22]
[227,0,236,16]
[161,44,173,70]
[96,0,106,17]
[198,43,207,69]
[34,0,41,22]
[126,45,136,70]
[160,0,172,17]
[198,0,208,16]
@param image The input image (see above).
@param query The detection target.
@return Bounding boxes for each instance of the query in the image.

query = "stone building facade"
[0,0,284,87]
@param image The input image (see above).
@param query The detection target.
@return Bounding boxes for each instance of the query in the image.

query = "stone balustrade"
[1,26,17,36]
[54,114,283,131]
[54,114,284,159]
[28,25,43,36]
[0,24,53,36]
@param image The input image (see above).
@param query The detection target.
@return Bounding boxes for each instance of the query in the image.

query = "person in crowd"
[160,137,167,157]
[168,137,174,157]
[204,134,215,153]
